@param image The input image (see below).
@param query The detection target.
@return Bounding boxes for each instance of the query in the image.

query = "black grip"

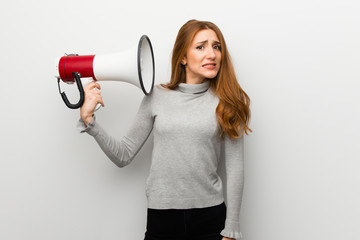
[59,72,85,109]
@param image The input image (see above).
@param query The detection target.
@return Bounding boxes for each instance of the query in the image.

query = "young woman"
[78,19,251,240]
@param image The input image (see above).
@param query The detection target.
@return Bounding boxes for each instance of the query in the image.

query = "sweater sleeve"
[220,133,245,239]
[76,94,154,168]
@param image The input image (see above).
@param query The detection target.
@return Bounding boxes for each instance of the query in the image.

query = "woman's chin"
[205,73,218,79]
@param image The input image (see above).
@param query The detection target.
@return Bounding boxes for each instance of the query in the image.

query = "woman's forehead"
[192,29,220,43]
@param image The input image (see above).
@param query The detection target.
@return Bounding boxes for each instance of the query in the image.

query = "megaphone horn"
[55,35,155,109]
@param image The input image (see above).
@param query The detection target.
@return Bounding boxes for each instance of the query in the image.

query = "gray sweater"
[77,80,244,239]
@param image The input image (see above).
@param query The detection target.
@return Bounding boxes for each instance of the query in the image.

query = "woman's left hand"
[222,237,236,240]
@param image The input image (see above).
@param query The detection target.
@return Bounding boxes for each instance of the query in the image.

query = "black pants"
[144,201,226,240]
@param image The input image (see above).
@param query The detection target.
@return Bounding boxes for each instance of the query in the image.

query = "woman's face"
[182,29,221,84]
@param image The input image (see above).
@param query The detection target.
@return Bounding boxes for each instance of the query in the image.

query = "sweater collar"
[177,80,210,94]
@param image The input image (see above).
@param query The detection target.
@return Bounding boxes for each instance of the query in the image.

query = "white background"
[0,0,359,239]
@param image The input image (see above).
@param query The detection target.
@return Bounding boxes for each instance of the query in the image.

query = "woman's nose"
[206,48,216,59]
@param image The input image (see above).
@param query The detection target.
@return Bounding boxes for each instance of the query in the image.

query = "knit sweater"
[77,80,245,239]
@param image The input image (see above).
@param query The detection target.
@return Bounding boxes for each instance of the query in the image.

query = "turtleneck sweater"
[77,80,245,239]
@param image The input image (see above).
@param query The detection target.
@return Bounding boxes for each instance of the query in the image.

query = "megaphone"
[55,35,155,109]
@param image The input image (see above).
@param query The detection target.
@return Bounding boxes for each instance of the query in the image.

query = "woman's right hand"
[80,81,105,126]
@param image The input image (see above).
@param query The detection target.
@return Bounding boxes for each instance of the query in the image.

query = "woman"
[78,19,251,240]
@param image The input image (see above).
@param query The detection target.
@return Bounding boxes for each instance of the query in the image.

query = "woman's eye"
[196,45,204,50]
[214,45,221,50]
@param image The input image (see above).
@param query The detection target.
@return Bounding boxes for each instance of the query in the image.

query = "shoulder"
[152,83,176,96]
[143,83,173,102]
[155,83,173,92]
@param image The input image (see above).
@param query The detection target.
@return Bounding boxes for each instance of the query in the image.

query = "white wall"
[1,0,359,239]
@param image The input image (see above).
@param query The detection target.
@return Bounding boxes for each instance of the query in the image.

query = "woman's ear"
[181,56,187,66]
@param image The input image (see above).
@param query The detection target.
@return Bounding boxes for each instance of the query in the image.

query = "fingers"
[86,81,101,91]
[98,97,105,107]
[90,90,105,106]
[83,81,105,107]
[85,82,102,96]
[93,82,101,90]
[91,90,105,107]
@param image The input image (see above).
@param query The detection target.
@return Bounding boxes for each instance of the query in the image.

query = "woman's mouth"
[202,63,216,69]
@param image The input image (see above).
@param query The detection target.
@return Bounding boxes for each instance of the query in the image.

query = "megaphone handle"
[58,72,85,109]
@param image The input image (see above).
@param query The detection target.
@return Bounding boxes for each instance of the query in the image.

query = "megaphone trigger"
[95,103,102,112]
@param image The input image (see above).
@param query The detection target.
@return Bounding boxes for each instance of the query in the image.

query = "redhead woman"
[78,19,252,240]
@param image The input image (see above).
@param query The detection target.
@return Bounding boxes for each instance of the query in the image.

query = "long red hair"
[160,19,252,140]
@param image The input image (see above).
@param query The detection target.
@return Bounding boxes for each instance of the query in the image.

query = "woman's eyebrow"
[196,40,221,45]
[196,40,208,44]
